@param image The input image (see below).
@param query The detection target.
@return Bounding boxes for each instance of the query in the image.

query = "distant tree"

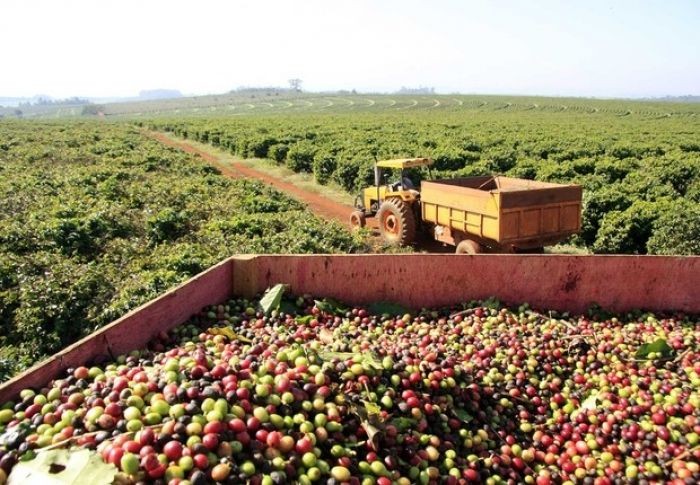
[396,86,435,95]
[288,79,303,92]
[81,104,105,116]
[13,109,22,118]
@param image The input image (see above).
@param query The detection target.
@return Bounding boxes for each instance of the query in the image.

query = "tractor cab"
[350,158,433,239]
[355,158,433,216]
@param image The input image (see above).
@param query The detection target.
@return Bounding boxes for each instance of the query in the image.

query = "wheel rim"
[382,213,399,235]
[350,213,361,227]
[457,240,481,254]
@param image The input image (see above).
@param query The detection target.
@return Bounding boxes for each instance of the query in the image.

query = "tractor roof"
[376,158,433,169]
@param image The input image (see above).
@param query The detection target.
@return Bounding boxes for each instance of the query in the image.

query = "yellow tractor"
[350,157,433,245]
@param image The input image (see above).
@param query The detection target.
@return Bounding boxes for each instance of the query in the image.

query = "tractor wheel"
[377,199,416,245]
[349,210,366,230]
[455,239,482,255]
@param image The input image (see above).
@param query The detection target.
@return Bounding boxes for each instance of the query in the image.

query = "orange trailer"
[421,176,582,253]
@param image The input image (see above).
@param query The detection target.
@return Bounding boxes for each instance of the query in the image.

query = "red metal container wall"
[231,254,700,314]
[0,254,698,402]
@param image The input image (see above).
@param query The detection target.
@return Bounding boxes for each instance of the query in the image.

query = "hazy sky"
[2,0,698,98]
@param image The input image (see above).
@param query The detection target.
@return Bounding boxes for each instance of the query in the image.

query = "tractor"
[350,157,432,245]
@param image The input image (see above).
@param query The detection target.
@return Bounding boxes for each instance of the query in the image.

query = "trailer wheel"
[349,210,366,230]
[377,199,416,245]
[456,239,482,255]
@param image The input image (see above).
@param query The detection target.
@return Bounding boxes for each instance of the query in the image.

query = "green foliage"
[592,200,662,254]
[146,208,189,244]
[431,148,468,171]
[81,104,105,116]
[593,157,638,183]
[635,338,673,359]
[313,151,338,185]
[286,140,316,172]
[579,184,632,246]
[647,200,700,255]
[240,136,278,159]
[11,255,112,360]
[268,143,289,163]
[258,284,288,315]
[44,210,129,256]
[148,100,699,254]
[333,159,361,192]
[0,122,364,379]
[486,148,517,172]
[506,161,538,180]
[687,179,700,203]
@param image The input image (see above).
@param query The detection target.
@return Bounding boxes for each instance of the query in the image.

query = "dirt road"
[147,131,370,228]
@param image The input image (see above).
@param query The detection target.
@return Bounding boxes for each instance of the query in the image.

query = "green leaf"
[363,400,382,416]
[314,298,348,315]
[295,315,314,325]
[19,450,36,462]
[390,417,416,432]
[8,448,117,485]
[368,301,410,317]
[453,407,473,423]
[481,297,501,310]
[571,390,599,420]
[258,284,288,315]
[635,338,673,359]
[362,354,383,370]
[318,351,355,362]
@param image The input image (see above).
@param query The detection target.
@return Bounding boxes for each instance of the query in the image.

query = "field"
[1,94,699,378]
[137,94,700,255]
[6,92,697,119]
[0,121,363,380]
[0,95,698,483]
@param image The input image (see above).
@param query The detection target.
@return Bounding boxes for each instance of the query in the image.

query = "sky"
[1,0,698,99]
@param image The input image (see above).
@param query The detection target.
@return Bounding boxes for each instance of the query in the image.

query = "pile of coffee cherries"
[1,294,699,485]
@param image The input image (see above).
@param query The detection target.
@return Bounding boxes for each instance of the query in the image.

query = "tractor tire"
[377,199,416,246]
[455,239,482,255]
[349,210,366,230]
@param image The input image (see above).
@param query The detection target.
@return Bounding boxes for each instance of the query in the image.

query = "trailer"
[421,176,582,253]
